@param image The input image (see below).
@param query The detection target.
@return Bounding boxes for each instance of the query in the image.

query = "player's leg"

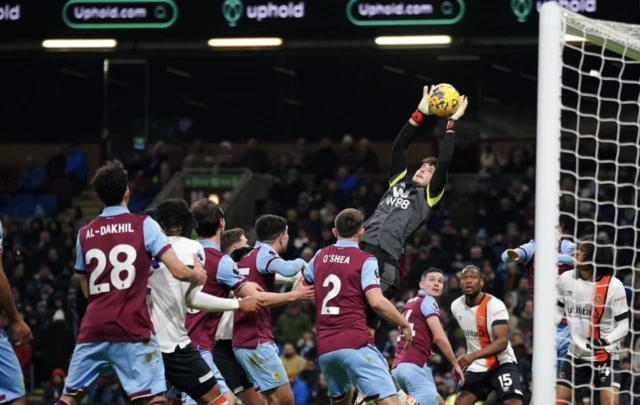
[0,330,26,405]
[317,349,356,405]
[234,342,292,405]
[107,336,167,405]
[595,360,621,405]
[555,357,579,405]
[57,341,112,405]
[453,371,491,405]
[214,341,266,405]
[488,363,523,405]
[160,344,224,405]
[183,348,235,405]
[391,363,442,405]
[341,345,398,405]
[556,324,571,372]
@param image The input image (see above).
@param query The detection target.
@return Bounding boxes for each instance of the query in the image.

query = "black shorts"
[360,243,399,330]
[213,339,254,395]
[460,362,523,402]
[557,357,621,390]
[163,343,217,400]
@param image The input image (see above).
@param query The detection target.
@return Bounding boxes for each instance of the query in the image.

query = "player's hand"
[401,325,413,350]
[453,363,465,386]
[292,284,315,301]
[11,319,33,346]
[417,85,434,115]
[192,254,207,286]
[446,95,469,131]
[586,338,609,351]
[506,249,522,263]
[456,353,476,372]
[238,296,261,313]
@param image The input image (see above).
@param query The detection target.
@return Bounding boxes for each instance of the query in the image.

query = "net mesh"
[556,9,639,405]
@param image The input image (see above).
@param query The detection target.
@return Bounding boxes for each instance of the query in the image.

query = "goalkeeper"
[361,85,468,335]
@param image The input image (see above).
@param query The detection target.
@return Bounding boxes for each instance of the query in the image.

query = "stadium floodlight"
[374,35,452,46]
[42,39,117,49]
[536,2,639,404]
[207,38,283,48]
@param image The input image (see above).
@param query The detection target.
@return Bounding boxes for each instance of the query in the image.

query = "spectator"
[18,155,47,192]
[64,144,87,194]
[42,368,66,405]
[338,134,356,169]
[216,141,235,168]
[517,299,534,333]
[240,138,271,174]
[88,373,123,404]
[311,137,339,181]
[280,343,306,383]
[45,147,67,180]
[38,309,75,380]
[354,138,379,174]
[335,166,357,198]
[274,303,313,345]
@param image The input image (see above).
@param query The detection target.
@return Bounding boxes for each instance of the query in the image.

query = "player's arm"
[74,235,90,299]
[275,272,302,285]
[187,287,259,313]
[143,217,206,285]
[0,250,32,345]
[502,240,535,264]
[424,298,463,381]
[389,86,438,187]
[557,240,576,266]
[361,258,412,342]
[425,96,467,206]
[589,282,630,348]
[459,301,509,370]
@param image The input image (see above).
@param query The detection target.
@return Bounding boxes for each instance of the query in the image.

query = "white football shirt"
[557,270,629,361]
[216,310,234,341]
[451,293,517,373]
[147,236,205,353]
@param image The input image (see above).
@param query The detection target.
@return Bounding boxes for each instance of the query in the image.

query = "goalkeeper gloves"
[586,337,609,350]
[411,85,435,125]
[446,95,469,131]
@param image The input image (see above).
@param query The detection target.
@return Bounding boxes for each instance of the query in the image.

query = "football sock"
[207,395,229,405]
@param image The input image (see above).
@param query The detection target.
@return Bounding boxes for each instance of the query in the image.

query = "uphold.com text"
[356,2,434,17]
[72,6,148,20]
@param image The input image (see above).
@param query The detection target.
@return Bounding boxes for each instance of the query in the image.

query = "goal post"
[536,2,639,404]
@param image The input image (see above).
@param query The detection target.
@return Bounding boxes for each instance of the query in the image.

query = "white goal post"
[536,2,639,404]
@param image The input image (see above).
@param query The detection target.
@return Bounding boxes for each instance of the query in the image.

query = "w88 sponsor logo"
[385,187,411,209]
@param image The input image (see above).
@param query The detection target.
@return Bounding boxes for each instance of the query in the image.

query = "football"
[428,84,461,117]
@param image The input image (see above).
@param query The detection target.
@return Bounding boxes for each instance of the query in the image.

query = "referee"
[361,85,468,334]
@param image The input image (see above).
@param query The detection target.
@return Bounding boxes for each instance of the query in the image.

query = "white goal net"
[535,3,639,404]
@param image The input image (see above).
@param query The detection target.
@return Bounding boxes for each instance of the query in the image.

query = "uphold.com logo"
[222,0,305,27]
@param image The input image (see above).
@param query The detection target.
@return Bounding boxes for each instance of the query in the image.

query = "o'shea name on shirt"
[322,254,351,264]
[86,223,134,239]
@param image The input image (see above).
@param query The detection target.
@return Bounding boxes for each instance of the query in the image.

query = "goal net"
[534,3,638,404]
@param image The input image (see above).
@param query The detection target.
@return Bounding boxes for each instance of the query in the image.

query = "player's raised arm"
[0,225,32,346]
[502,240,536,264]
[426,95,468,206]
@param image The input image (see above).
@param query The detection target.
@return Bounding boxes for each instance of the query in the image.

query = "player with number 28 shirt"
[59,161,207,405]
[301,208,411,405]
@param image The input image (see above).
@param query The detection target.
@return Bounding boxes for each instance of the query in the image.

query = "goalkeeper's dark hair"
[143,199,196,238]
[91,160,128,207]
[421,267,444,280]
[421,157,439,167]
[578,234,614,279]
[229,246,253,263]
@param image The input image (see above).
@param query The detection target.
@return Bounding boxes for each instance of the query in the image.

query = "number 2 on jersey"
[86,244,137,295]
[321,274,341,315]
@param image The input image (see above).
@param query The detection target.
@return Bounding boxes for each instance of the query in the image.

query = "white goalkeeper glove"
[446,95,469,131]
[411,85,435,125]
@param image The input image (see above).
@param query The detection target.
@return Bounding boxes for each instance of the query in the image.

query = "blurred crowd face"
[420,271,445,298]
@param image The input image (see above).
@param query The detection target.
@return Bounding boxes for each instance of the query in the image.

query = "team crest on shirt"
[477,316,485,326]
[432,301,439,311]
[594,294,604,305]
[268,250,277,256]
[232,265,243,278]
[197,251,205,265]
[272,372,281,382]
[558,371,565,380]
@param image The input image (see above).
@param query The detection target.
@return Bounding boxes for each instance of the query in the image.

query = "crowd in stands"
[1,135,638,404]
